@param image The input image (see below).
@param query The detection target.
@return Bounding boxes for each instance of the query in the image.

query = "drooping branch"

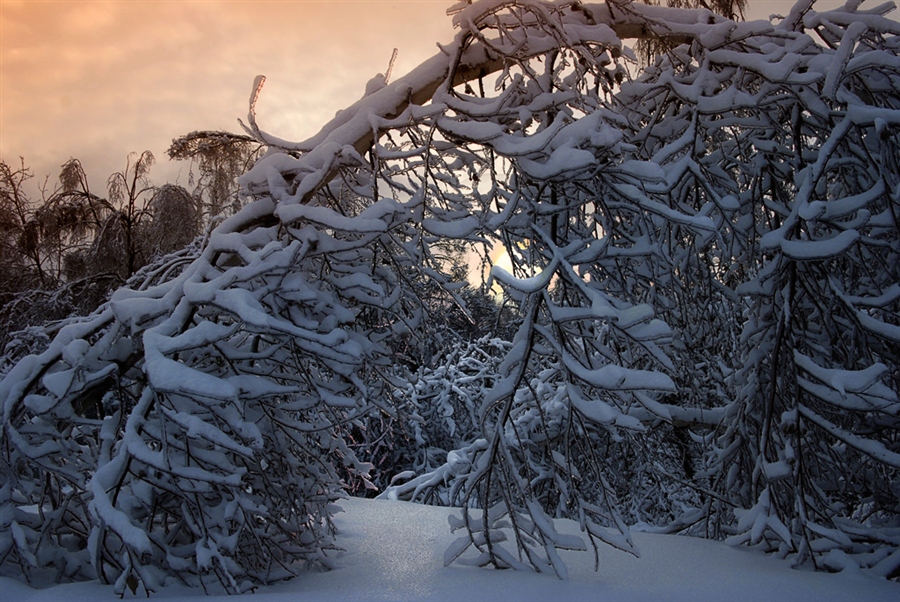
[238,1,735,200]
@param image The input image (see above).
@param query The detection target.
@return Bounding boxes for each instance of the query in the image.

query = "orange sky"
[0,0,450,192]
[0,0,893,196]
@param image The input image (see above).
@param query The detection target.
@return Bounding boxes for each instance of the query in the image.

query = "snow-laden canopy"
[2,0,899,595]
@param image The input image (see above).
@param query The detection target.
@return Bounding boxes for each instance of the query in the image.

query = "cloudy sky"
[0,0,892,196]
[1,0,451,193]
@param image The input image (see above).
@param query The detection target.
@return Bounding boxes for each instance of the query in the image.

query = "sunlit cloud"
[1,0,451,192]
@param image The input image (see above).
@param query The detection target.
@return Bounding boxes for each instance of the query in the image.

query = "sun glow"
[489,245,515,299]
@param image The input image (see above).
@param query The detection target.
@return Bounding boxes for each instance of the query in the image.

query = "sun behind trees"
[1,0,899,595]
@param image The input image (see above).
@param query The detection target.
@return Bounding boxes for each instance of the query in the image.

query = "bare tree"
[0,155,202,353]
[167,131,265,219]
[0,159,48,291]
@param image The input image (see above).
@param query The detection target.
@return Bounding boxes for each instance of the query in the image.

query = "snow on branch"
[2,0,900,593]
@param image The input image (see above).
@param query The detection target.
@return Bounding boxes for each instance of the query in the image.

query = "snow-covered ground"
[3,497,898,601]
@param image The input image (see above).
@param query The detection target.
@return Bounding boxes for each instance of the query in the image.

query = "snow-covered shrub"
[375,335,510,500]
[346,277,517,495]
[0,213,396,592]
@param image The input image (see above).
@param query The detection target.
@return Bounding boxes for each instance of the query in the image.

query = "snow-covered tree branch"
[2,0,899,594]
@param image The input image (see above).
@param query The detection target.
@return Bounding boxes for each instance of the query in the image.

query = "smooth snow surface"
[3,497,898,601]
